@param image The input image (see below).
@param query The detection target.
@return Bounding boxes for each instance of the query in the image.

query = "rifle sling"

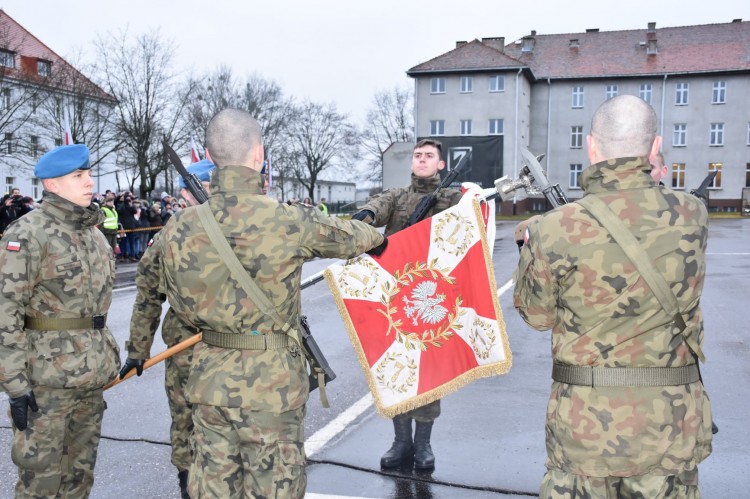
[576,195,704,363]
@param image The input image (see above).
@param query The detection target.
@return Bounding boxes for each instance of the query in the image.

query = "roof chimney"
[569,38,580,49]
[732,18,742,22]
[647,22,656,32]
[456,41,467,48]
[521,35,535,53]
[481,37,505,52]
[586,28,599,33]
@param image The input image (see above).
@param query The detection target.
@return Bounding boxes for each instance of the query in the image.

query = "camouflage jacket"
[146,165,384,412]
[360,173,462,235]
[0,191,120,398]
[514,157,712,477]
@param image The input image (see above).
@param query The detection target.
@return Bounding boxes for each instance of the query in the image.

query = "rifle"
[162,137,335,397]
[494,147,568,208]
[689,170,718,208]
[162,137,209,204]
[402,150,472,229]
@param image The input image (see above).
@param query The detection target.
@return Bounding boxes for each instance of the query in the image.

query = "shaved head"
[590,95,658,160]
[206,108,263,169]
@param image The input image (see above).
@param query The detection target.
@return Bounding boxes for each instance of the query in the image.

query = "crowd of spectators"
[0,187,35,235]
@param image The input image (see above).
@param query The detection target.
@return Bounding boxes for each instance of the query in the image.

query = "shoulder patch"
[6,241,21,251]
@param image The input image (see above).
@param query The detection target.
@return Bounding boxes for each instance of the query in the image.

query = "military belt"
[24,314,107,330]
[201,330,289,350]
[552,361,700,387]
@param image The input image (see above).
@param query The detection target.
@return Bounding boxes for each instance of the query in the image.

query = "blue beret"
[35,144,91,179]
[178,159,215,189]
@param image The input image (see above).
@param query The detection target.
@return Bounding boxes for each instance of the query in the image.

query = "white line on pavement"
[304,278,515,460]
[306,494,380,499]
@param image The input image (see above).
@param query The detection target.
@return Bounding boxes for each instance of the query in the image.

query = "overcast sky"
[3,0,748,123]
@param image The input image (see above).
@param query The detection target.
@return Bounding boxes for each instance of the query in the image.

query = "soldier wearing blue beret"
[0,143,120,497]
[178,159,215,206]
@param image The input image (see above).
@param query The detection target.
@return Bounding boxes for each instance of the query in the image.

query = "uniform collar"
[40,191,103,228]
[209,165,264,196]
[410,173,441,193]
[580,156,655,194]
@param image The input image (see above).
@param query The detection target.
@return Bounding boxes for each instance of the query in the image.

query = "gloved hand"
[514,215,542,250]
[10,391,38,431]
[366,236,388,257]
[119,358,145,379]
[351,210,374,224]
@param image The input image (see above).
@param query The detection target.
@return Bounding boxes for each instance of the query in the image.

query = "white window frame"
[708,163,722,188]
[4,132,12,154]
[488,75,505,92]
[430,78,445,94]
[460,76,473,93]
[0,49,15,68]
[37,60,51,77]
[2,88,10,110]
[671,163,685,189]
[709,123,724,146]
[460,119,472,136]
[488,119,504,135]
[712,81,726,104]
[430,120,445,136]
[746,162,750,188]
[639,83,652,104]
[570,126,583,148]
[572,86,584,108]
[673,124,687,147]
[5,176,15,194]
[605,85,619,100]
[569,164,583,189]
[30,135,39,158]
[32,178,40,199]
[675,82,689,105]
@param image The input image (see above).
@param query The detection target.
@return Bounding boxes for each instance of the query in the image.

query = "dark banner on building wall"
[417,136,504,190]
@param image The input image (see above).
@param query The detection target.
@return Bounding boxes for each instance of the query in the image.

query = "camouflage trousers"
[188,404,306,499]
[164,343,194,471]
[402,399,440,422]
[10,386,106,499]
[540,468,701,499]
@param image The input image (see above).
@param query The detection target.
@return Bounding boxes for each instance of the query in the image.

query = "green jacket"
[0,191,120,398]
[514,157,712,477]
[359,173,462,235]
[143,165,384,412]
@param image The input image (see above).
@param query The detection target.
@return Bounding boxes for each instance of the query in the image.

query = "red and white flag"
[325,194,511,417]
[63,108,73,145]
[190,136,201,163]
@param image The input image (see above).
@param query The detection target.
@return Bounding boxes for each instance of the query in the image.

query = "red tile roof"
[407,39,525,75]
[409,21,750,80]
[0,10,115,101]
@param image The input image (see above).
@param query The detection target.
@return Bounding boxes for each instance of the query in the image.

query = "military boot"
[413,421,435,470]
[380,415,414,468]
[177,469,190,499]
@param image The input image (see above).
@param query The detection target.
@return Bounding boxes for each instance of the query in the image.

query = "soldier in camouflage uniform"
[134,109,385,498]
[514,95,712,498]
[120,159,215,499]
[352,138,462,471]
[0,144,121,498]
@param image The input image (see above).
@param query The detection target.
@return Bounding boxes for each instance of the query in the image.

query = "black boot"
[380,416,414,468]
[413,421,435,470]
[178,469,190,499]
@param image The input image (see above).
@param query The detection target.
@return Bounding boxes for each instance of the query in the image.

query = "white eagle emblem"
[402,280,448,326]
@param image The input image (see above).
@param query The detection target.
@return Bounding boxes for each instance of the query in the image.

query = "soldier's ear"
[437,160,446,171]
[649,136,662,160]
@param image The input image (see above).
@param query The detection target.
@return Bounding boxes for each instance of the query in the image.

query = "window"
[708,163,722,188]
[37,60,51,77]
[746,163,750,188]
[4,132,12,154]
[460,119,472,136]
[605,85,618,100]
[488,119,504,135]
[429,120,445,136]
[32,178,40,199]
[30,136,39,158]
[639,84,652,104]
[675,82,689,105]
[671,163,685,189]
[712,81,726,104]
[5,176,15,194]
[569,164,583,188]
[0,49,15,68]
[572,86,584,108]
[570,126,583,148]
[460,76,473,93]
[673,124,687,147]
[709,123,724,146]
[2,88,10,109]
[430,78,445,94]
[54,138,62,147]
[489,75,505,92]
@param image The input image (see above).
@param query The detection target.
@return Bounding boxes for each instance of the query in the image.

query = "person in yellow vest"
[317,197,328,216]
[99,195,119,254]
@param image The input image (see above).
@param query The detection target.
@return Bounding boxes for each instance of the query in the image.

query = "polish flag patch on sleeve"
[6,241,21,251]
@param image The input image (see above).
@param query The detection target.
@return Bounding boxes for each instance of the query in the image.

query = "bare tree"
[360,86,414,184]
[188,65,238,147]
[286,101,359,200]
[94,29,199,197]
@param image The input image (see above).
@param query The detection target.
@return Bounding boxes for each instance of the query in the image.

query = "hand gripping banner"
[325,193,511,417]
